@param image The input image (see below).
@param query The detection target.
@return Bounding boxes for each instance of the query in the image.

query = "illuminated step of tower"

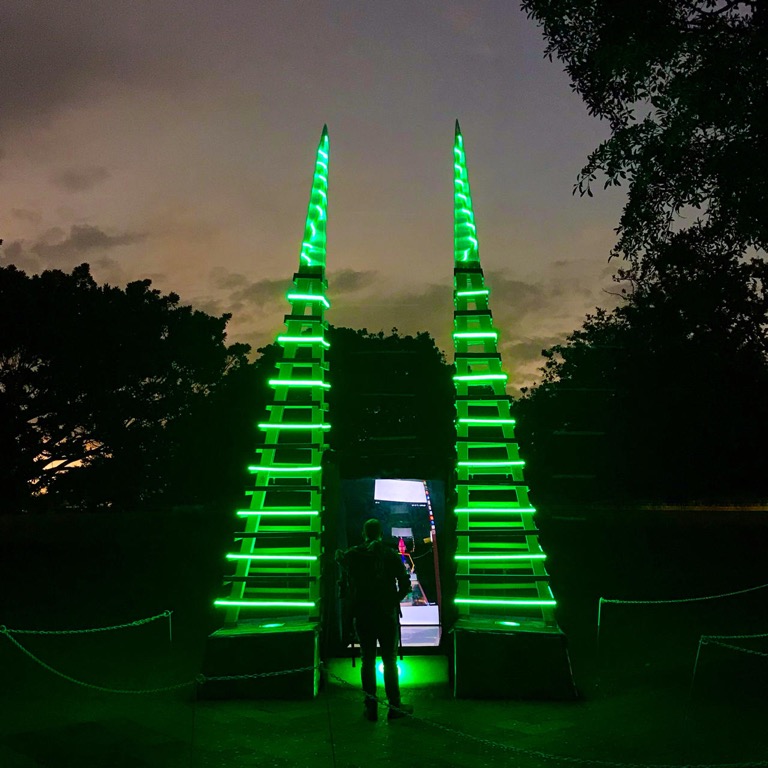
[215,126,331,628]
[452,121,557,627]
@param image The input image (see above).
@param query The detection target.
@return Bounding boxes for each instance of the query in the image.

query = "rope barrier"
[690,634,768,692]
[701,631,768,641]
[597,581,768,642]
[323,668,768,768]
[0,629,193,694]
[0,627,314,694]
[0,610,172,636]
[704,640,768,659]
[1,630,766,768]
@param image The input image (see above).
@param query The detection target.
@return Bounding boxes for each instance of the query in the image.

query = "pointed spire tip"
[455,119,462,136]
[321,124,328,137]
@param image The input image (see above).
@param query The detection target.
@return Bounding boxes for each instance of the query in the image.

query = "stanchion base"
[199,618,319,699]
[453,617,577,699]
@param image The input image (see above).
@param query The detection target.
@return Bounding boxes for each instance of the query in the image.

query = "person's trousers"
[354,610,401,705]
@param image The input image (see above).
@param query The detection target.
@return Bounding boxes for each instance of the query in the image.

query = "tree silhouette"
[522,0,768,262]
[516,228,768,503]
[0,264,250,511]
[326,326,454,480]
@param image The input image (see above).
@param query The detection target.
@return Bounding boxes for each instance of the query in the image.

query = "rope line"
[2,629,766,767]
[0,610,172,635]
[702,639,768,660]
[323,669,767,768]
[0,628,315,694]
[702,631,768,641]
[600,581,768,606]
[0,629,193,694]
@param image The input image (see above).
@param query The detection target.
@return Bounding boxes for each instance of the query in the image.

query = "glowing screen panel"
[374,479,428,505]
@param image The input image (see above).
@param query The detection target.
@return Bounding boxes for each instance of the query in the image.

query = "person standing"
[336,518,413,721]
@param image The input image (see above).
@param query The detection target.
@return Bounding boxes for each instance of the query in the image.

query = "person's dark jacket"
[336,539,410,618]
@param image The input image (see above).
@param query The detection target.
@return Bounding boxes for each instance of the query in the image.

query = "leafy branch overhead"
[521,0,768,261]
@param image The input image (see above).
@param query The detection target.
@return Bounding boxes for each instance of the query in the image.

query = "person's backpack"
[342,541,395,612]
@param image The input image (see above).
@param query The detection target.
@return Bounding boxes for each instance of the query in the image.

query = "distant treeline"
[2,252,767,513]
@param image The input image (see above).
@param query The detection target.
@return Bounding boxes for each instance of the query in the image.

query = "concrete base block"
[199,619,319,699]
[453,616,577,700]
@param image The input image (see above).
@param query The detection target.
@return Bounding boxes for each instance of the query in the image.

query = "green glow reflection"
[236,509,319,516]
[454,507,536,514]
[247,465,322,473]
[457,460,525,468]
[455,598,557,606]
[215,599,316,608]
[286,293,331,308]
[277,335,330,348]
[268,379,331,389]
[257,423,330,430]
[454,553,546,560]
[226,554,317,561]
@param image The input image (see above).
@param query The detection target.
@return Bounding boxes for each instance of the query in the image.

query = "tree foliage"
[0,264,252,511]
[325,326,454,480]
[521,0,768,261]
[515,228,768,502]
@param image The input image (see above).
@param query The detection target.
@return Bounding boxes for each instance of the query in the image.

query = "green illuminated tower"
[213,126,330,639]
[451,122,574,698]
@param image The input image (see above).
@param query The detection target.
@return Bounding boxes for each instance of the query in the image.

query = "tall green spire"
[213,126,331,633]
[453,120,480,265]
[451,122,558,627]
[299,125,330,270]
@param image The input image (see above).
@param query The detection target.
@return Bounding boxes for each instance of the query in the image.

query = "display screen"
[373,479,427,504]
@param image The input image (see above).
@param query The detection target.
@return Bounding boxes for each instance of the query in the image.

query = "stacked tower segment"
[452,121,555,623]
[451,122,574,698]
[215,126,331,629]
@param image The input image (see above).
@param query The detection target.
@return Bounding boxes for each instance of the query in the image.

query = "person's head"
[362,518,382,542]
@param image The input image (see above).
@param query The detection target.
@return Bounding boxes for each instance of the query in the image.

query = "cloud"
[0,2,193,137]
[229,278,287,309]
[30,224,144,261]
[51,166,110,192]
[10,208,42,223]
[332,282,452,343]
[1,224,145,273]
[328,268,378,294]
[199,268,288,317]
[0,240,37,272]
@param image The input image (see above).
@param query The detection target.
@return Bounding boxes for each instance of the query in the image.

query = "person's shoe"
[363,701,378,722]
[387,703,414,720]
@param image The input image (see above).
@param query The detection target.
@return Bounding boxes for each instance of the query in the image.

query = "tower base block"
[200,619,319,699]
[453,617,577,699]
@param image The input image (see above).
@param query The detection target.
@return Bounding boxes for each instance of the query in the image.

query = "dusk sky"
[0,1,627,391]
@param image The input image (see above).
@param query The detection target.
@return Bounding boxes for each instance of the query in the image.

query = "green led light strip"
[268,379,331,389]
[454,598,557,606]
[453,123,480,264]
[454,507,537,514]
[236,509,319,516]
[458,418,516,425]
[452,332,498,340]
[257,423,331,431]
[457,460,525,468]
[215,599,316,608]
[453,374,508,382]
[298,128,329,268]
[456,289,489,297]
[286,293,331,309]
[226,554,318,561]
[247,465,322,473]
[276,336,330,348]
[454,553,546,560]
